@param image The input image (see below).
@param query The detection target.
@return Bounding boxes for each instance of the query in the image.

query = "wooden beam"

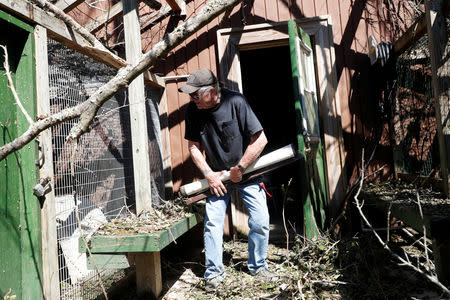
[123,0,152,214]
[140,3,172,30]
[53,0,84,12]
[136,252,162,297]
[426,0,450,197]
[159,89,174,197]
[165,0,185,15]
[84,1,173,34]
[84,1,123,33]
[0,0,164,87]
[393,13,427,55]
[35,25,61,300]
[141,0,161,10]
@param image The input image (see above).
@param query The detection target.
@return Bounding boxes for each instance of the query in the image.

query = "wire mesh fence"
[48,39,165,299]
[393,33,439,177]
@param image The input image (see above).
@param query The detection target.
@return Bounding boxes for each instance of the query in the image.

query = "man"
[179,68,274,289]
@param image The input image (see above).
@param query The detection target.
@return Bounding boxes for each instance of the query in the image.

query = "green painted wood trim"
[18,32,42,300]
[288,19,319,237]
[80,213,202,253]
[0,9,33,32]
[87,253,130,270]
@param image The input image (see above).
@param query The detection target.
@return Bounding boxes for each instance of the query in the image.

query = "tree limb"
[30,0,107,51]
[0,0,243,161]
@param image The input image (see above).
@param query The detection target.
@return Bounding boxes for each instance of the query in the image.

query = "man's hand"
[205,170,227,197]
[229,165,243,183]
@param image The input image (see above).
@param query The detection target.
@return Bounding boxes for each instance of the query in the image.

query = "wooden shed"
[1,0,448,299]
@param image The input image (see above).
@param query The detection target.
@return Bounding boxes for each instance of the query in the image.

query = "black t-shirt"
[185,89,263,171]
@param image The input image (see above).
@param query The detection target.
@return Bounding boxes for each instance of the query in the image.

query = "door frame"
[217,16,346,217]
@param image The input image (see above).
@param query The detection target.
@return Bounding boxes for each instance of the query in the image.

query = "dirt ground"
[87,184,449,300]
[104,226,445,300]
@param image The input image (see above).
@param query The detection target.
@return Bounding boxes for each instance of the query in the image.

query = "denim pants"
[204,179,270,279]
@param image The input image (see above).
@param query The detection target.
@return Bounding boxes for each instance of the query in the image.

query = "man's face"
[190,88,217,109]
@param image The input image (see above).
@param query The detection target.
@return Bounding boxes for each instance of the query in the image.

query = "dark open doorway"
[239,45,303,238]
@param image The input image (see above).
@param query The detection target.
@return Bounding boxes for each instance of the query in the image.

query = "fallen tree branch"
[354,149,450,296]
[30,0,108,51]
[0,0,243,161]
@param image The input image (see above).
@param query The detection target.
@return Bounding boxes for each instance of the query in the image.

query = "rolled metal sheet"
[179,144,296,196]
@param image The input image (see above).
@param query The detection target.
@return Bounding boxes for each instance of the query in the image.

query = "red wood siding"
[70,0,418,192]
[145,0,417,192]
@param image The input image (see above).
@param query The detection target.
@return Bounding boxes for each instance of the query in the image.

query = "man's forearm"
[238,130,268,169]
[188,142,212,177]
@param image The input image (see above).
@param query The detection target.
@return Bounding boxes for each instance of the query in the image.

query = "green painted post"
[0,11,42,300]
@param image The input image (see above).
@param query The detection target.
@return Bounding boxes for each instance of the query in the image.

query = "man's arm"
[229,130,268,183]
[188,140,227,197]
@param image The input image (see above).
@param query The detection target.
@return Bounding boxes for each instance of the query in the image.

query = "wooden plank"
[35,25,61,300]
[166,0,185,15]
[159,89,174,197]
[87,253,131,270]
[141,0,162,10]
[426,0,450,197]
[124,0,153,214]
[53,0,83,12]
[136,252,162,296]
[79,214,201,253]
[393,13,427,55]
[265,0,278,22]
[140,3,172,30]
[0,0,164,88]
[313,17,347,217]
[84,1,124,33]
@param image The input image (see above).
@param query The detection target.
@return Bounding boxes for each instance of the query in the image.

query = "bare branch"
[67,0,244,140]
[0,0,244,161]
[354,150,450,296]
[1,45,34,126]
[30,0,107,51]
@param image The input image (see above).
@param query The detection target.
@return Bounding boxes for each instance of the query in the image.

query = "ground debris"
[158,231,443,300]
[93,198,203,236]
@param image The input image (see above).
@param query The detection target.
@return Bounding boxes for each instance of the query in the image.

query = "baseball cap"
[178,69,217,94]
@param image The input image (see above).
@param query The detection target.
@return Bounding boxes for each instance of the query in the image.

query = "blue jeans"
[204,180,270,279]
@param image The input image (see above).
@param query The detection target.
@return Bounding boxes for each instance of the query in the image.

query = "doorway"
[239,45,303,238]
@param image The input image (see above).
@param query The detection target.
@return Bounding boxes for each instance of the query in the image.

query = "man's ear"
[210,87,217,97]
